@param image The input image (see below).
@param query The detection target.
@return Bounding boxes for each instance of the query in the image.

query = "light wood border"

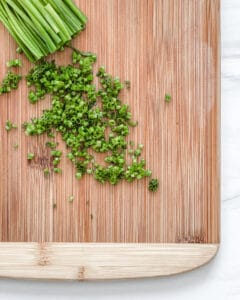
[0,243,219,280]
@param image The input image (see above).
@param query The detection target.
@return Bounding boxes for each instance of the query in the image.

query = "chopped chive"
[23,50,157,191]
[27,152,35,160]
[148,179,159,192]
[16,47,23,54]
[165,94,172,103]
[7,59,22,67]
[53,167,62,174]
[43,168,50,176]
[46,141,58,149]
[5,120,17,131]
[75,172,82,179]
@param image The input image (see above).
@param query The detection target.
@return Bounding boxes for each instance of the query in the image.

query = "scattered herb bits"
[0,2,159,193]
[148,179,159,192]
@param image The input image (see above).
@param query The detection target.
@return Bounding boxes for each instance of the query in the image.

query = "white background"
[1,0,240,299]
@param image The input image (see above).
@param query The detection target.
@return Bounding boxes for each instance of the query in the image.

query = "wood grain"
[0,243,219,280]
[0,0,220,245]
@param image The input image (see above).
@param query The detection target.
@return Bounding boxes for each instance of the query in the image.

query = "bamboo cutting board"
[0,0,220,280]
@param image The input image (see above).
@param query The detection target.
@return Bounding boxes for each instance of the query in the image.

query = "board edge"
[0,243,219,280]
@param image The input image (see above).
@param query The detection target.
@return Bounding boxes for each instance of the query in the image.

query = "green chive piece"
[43,168,50,176]
[27,152,35,160]
[165,94,172,103]
[148,179,159,192]
[7,59,22,67]
[5,120,17,131]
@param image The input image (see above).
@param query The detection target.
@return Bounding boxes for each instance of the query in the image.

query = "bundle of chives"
[0,0,87,62]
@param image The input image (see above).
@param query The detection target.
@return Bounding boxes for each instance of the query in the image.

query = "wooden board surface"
[0,243,219,280]
[0,0,220,279]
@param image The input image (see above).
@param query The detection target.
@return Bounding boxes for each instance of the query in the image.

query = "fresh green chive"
[165,94,172,103]
[53,167,62,174]
[148,179,159,192]
[43,168,50,176]
[5,120,17,131]
[27,152,35,160]
[7,59,22,67]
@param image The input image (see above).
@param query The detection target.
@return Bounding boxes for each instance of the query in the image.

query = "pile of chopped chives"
[23,50,155,187]
[0,0,87,62]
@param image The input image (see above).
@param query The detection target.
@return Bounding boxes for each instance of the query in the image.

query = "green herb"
[43,168,50,176]
[0,0,87,62]
[46,141,58,149]
[51,150,62,157]
[5,120,17,131]
[128,120,138,127]
[53,157,60,166]
[165,94,172,103]
[16,47,23,54]
[22,50,158,190]
[53,167,62,174]
[0,71,22,94]
[27,152,35,160]
[47,131,55,138]
[148,179,159,192]
[7,59,22,68]
[75,172,82,180]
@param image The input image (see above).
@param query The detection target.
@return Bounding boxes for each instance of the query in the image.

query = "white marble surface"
[0,0,239,299]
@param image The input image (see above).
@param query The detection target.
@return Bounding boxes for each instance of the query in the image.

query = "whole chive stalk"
[64,0,87,24]
[0,0,87,62]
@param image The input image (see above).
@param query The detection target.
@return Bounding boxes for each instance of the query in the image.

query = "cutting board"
[0,0,220,280]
